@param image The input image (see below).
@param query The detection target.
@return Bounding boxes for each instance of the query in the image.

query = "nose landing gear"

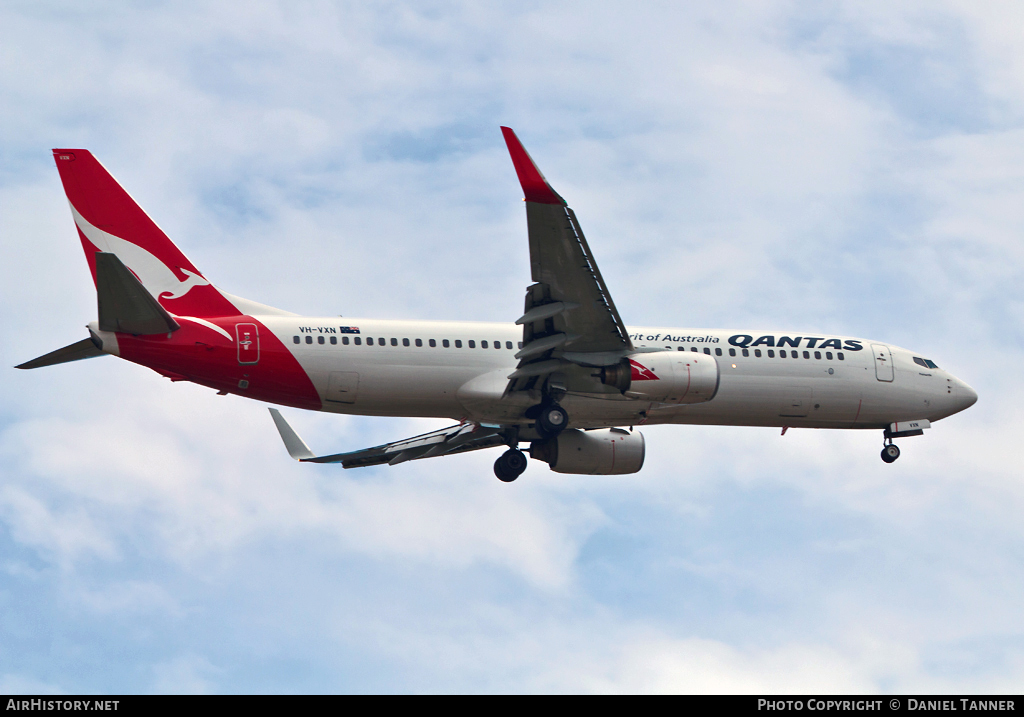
[881,441,901,464]
[494,448,528,482]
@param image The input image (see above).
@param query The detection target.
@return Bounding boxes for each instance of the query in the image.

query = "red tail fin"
[52,149,239,318]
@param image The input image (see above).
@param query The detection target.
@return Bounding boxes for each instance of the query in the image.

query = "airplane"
[18,128,978,482]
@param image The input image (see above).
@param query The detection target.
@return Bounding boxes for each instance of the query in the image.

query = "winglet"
[269,408,316,461]
[500,127,566,205]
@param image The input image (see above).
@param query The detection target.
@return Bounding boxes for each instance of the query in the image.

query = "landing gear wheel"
[494,449,528,482]
[881,444,901,464]
[537,404,569,437]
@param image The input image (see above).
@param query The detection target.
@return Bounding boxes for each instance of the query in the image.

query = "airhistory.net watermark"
[6,701,119,711]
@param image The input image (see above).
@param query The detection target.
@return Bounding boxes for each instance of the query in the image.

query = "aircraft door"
[236,323,260,365]
[871,344,894,382]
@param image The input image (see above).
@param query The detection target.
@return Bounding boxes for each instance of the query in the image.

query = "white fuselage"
[261,317,976,430]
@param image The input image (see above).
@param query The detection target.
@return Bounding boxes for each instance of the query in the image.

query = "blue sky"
[1,1,1023,693]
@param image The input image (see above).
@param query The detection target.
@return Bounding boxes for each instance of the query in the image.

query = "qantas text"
[728,335,864,351]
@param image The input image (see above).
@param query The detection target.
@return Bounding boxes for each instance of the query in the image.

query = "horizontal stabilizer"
[96,252,180,335]
[15,337,105,370]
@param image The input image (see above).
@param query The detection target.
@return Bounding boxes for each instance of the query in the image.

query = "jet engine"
[601,352,719,404]
[530,428,645,475]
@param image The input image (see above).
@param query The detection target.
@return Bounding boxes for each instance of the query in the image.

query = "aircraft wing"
[269,409,507,468]
[500,128,633,393]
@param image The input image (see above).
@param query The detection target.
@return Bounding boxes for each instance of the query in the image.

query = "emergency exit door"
[871,343,893,382]
[236,323,260,365]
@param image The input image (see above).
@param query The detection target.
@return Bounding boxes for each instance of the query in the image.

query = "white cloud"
[0,382,601,589]
[0,486,119,567]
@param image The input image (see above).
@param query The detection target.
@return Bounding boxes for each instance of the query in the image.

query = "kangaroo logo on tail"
[71,205,211,301]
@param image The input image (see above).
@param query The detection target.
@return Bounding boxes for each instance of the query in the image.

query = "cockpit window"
[914,356,940,369]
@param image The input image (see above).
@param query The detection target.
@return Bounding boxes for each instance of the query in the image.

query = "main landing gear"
[881,441,901,464]
[494,448,528,482]
[537,403,568,437]
[494,402,570,482]
[495,402,569,482]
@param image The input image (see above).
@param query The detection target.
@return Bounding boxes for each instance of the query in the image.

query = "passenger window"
[354,337,362,345]
[468,340,475,348]
[391,338,398,346]
[343,336,350,345]
[367,337,374,346]
[318,336,325,344]
[506,341,513,349]
[518,342,524,349]
[403,338,410,347]
[415,339,422,347]
[779,350,786,358]
[442,339,450,348]
[742,349,749,357]
[825,351,832,360]
[704,347,711,355]
[330,336,337,345]
[293,336,299,344]
[691,347,698,353]
[803,351,810,359]
[677,346,684,351]
[814,351,821,359]
[481,340,488,348]
[767,350,774,358]
[729,348,736,357]
[494,342,501,349]
[838,352,844,360]
[754,349,761,358]
[305,336,312,344]
[715,348,722,356]
[455,340,462,348]
[429,339,436,347]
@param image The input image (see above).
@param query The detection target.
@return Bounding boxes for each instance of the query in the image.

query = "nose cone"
[954,378,978,413]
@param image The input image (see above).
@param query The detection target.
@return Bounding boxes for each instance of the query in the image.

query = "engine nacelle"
[530,428,645,475]
[607,352,720,404]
